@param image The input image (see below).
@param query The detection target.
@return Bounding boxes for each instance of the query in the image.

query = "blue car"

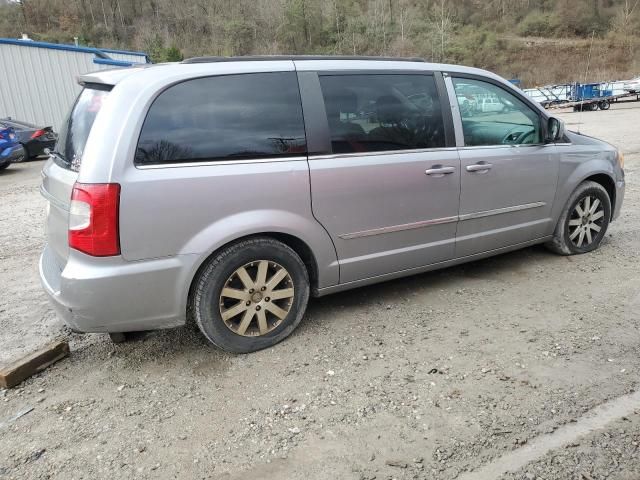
[0,122,25,170]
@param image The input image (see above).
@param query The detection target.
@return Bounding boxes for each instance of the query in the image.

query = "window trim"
[308,71,454,157]
[446,72,549,149]
[133,71,308,167]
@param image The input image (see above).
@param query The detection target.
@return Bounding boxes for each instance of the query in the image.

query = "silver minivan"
[40,56,625,353]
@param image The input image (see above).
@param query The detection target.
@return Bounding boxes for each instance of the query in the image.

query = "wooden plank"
[0,341,69,389]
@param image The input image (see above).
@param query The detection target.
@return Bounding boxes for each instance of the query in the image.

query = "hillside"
[0,0,638,86]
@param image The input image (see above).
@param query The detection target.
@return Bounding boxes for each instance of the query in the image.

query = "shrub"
[518,11,558,37]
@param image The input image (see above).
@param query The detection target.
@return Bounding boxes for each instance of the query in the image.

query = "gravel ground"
[500,412,640,480]
[0,101,639,479]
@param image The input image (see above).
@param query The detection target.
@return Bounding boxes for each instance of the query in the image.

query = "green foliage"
[0,0,637,84]
[163,45,183,62]
[518,11,559,37]
[144,36,182,63]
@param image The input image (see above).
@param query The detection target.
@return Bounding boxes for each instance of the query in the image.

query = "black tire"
[0,161,9,171]
[191,237,310,353]
[20,143,30,161]
[109,332,128,343]
[598,100,610,110]
[545,181,611,255]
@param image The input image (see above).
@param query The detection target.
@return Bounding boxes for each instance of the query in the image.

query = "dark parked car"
[0,118,57,159]
[0,122,25,170]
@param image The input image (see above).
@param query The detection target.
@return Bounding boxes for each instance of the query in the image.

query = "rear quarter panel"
[117,160,339,289]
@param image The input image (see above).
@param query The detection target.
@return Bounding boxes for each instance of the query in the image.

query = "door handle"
[425,166,456,176]
[466,162,493,172]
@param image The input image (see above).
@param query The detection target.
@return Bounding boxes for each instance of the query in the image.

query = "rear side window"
[135,72,307,165]
[318,74,446,154]
[55,88,109,171]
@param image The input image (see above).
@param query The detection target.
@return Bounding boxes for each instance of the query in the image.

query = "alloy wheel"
[219,260,295,337]
[568,195,605,248]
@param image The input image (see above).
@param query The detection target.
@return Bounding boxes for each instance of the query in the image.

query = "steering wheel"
[501,126,535,145]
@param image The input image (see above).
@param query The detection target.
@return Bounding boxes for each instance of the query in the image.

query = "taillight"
[69,183,120,256]
[31,129,46,139]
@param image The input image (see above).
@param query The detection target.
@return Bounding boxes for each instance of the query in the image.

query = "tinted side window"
[452,78,542,147]
[135,72,306,165]
[318,74,446,154]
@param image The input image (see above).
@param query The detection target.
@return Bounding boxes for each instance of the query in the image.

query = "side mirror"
[546,117,564,143]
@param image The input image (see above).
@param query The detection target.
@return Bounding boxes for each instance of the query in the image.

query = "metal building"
[0,38,150,131]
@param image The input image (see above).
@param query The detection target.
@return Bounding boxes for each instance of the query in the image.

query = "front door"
[303,71,460,283]
[448,76,559,257]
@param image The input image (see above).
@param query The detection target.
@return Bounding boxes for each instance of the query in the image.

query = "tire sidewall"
[561,183,611,254]
[194,239,309,353]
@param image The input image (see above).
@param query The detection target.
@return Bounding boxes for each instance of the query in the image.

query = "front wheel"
[545,181,611,255]
[191,237,310,353]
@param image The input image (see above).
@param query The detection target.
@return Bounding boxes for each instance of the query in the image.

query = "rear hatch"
[41,87,109,267]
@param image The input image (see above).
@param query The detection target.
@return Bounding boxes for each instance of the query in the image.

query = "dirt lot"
[0,101,639,480]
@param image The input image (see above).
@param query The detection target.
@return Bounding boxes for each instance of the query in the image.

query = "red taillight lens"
[31,129,46,139]
[69,183,120,257]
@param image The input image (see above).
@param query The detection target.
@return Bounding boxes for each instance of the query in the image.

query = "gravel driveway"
[0,101,638,480]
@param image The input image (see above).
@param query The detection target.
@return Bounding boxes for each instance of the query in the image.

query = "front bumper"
[39,244,200,333]
[613,177,625,221]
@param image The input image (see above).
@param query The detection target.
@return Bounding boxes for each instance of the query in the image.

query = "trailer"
[523,84,572,107]
[546,91,640,111]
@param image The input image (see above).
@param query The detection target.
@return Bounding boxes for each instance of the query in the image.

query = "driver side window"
[452,78,542,147]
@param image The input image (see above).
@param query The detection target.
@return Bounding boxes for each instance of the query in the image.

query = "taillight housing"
[31,129,46,139]
[69,183,121,256]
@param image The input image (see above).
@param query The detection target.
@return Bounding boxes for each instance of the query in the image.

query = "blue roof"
[0,38,150,64]
[99,47,148,57]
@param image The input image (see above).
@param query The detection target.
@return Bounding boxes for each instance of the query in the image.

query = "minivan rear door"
[299,69,460,284]
[41,87,109,267]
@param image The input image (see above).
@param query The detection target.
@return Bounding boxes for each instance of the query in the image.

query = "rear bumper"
[39,245,200,333]
[1,144,25,164]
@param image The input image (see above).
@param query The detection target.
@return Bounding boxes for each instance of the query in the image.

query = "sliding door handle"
[425,166,456,176]
[466,162,493,172]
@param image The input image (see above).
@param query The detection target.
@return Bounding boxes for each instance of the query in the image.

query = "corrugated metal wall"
[0,44,115,131]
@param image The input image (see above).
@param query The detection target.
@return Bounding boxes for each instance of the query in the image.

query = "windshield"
[55,88,109,171]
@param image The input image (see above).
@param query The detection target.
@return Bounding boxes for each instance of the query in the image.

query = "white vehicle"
[623,77,640,93]
[477,96,504,113]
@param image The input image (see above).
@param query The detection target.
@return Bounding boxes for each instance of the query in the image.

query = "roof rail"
[182,55,425,64]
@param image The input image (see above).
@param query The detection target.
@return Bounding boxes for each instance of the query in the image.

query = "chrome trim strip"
[339,202,546,239]
[40,184,69,212]
[339,216,458,240]
[459,201,546,221]
[309,147,458,161]
[458,144,546,151]
[136,156,308,169]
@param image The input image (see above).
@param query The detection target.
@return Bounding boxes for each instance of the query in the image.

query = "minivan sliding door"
[300,70,460,284]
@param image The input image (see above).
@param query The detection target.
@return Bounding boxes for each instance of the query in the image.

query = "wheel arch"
[186,232,325,324]
[583,173,616,219]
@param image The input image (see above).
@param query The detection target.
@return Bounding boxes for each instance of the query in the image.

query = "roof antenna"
[577,30,596,134]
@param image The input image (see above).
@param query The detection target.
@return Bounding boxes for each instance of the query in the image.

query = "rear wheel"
[0,161,9,171]
[546,181,611,255]
[598,100,610,110]
[191,237,310,353]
